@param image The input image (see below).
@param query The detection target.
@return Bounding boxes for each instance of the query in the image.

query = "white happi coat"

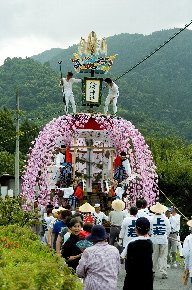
[119,216,138,247]
[150,214,171,244]
[62,78,81,95]
[61,77,81,113]
[104,82,119,114]
[137,208,150,218]
[183,233,192,278]
[115,186,124,200]
[169,213,180,233]
[52,152,65,182]
[122,159,132,176]
[92,211,108,225]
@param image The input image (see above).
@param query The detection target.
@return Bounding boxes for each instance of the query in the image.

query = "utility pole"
[15,89,20,197]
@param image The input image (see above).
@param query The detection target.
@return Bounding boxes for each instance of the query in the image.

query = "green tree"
[19,119,39,154]
[0,108,15,153]
[147,135,192,233]
[0,151,15,175]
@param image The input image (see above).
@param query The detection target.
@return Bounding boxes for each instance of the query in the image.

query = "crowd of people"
[34,198,192,289]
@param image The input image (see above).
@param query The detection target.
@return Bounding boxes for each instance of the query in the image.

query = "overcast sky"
[0,0,191,65]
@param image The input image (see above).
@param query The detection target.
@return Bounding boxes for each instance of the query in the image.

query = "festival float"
[22,32,159,211]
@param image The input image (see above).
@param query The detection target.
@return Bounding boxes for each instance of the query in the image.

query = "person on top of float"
[114,151,132,184]
[53,145,72,187]
[104,78,119,115]
[72,179,83,208]
[60,71,82,114]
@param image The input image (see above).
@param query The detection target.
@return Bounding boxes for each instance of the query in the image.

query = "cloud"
[0,0,191,65]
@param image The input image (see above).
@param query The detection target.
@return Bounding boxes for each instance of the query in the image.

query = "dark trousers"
[109,226,121,245]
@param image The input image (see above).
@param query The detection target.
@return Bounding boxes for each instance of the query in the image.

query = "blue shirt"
[52,220,66,250]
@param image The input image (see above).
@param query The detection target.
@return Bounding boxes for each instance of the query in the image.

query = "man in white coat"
[119,206,138,258]
[183,220,192,285]
[60,72,82,113]
[92,204,108,225]
[104,78,119,114]
[167,206,181,268]
[150,203,171,279]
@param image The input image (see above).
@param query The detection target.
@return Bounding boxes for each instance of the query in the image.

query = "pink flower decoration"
[22,114,158,209]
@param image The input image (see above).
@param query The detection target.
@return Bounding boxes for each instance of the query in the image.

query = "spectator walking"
[109,200,126,245]
[52,210,72,250]
[76,225,120,290]
[136,199,149,218]
[150,202,171,279]
[119,206,138,249]
[167,206,181,268]
[183,220,192,285]
[123,217,153,290]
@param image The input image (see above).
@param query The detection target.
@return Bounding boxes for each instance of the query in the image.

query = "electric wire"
[114,20,192,82]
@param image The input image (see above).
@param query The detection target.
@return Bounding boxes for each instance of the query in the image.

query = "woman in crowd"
[61,218,83,270]
[76,225,120,290]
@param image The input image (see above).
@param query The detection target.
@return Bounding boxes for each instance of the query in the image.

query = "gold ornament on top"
[71,31,116,74]
[78,31,107,56]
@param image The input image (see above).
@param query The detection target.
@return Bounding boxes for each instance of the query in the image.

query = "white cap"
[94,203,100,208]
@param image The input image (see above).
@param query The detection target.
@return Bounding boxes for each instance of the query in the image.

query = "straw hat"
[52,207,66,214]
[112,200,125,212]
[150,202,168,214]
[79,202,95,213]
[58,206,66,211]
[187,220,192,227]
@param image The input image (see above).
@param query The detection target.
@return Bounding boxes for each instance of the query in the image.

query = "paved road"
[117,262,191,290]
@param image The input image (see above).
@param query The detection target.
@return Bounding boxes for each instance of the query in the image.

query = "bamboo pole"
[110,149,114,180]
[73,136,77,179]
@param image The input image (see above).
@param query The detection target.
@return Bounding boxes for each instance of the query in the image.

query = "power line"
[114,20,192,82]
[160,188,188,221]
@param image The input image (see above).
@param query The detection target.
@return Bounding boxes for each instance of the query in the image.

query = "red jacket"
[110,186,116,197]
[114,155,122,170]
[65,150,72,163]
[74,186,83,200]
